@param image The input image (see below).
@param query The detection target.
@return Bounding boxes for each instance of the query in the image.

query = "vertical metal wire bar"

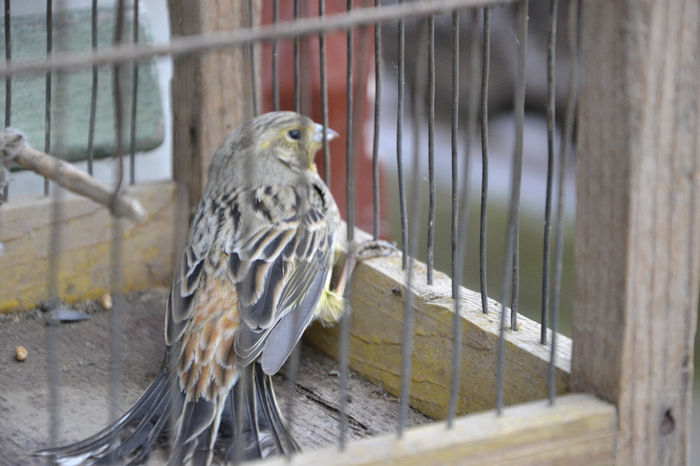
[345,2,354,245]
[338,0,354,449]
[108,0,126,435]
[3,0,9,129]
[399,17,428,438]
[248,0,258,117]
[510,0,528,330]
[319,0,331,186]
[550,0,577,405]
[44,0,53,196]
[293,0,300,112]
[46,1,72,448]
[448,11,480,425]
[272,0,280,111]
[371,0,382,240]
[479,7,491,314]
[426,14,435,285]
[281,0,305,434]
[398,23,427,437]
[396,0,408,269]
[46,51,65,444]
[87,0,98,176]
[496,0,529,414]
[47,183,64,451]
[128,0,138,185]
[446,9,461,428]
[495,202,514,415]
[2,0,10,201]
[540,0,558,344]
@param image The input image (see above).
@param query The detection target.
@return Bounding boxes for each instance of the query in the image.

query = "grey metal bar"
[479,7,491,314]
[345,2,354,245]
[129,0,139,185]
[319,0,330,187]
[398,22,429,437]
[0,0,525,78]
[283,334,301,458]
[272,0,280,111]
[2,0,10,201]
[495,199,514,415]
[339,0,354,449]
[108,0,126,436]
[399,17,429,438]
[426,14,435,285]
[540,0,558,344]
[294,0,300,112]
[3,0,9,128]
[497,0,530,414]
[47,197,64,451]
[510,0,528,330]
[396,0,407,269]
[248,0,258,117]
[447,9,460,428]
[371,0,382,240]
[448,10,480,425]
[550,0,577,405]
[44,0,52,196]
[87,0,98,176]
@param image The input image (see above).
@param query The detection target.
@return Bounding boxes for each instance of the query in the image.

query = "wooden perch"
[0,128,146,223]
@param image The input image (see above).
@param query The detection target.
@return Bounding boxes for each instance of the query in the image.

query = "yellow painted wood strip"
[258,393,615,466]
[0,181,177,313]
[305,227,571,419]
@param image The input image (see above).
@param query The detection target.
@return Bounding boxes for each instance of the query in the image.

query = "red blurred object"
[260,0,385,236]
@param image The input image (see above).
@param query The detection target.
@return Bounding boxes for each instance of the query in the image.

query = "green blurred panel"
[0,8,164,163]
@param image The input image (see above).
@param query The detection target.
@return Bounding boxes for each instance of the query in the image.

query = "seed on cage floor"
[101,293,113,310]
[15,345,28,362]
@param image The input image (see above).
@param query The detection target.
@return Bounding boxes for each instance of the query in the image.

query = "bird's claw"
[351,239,397,262]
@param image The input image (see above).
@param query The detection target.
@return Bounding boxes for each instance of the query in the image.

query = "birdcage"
[0,1,698,465]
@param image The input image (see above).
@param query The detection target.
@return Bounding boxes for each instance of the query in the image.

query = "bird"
[34,111,358,465]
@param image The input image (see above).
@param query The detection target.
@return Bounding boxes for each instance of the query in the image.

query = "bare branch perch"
[0,128,146,223]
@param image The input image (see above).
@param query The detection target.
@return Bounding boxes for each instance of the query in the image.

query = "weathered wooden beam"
[259,393,616,466]
[0,181,176,313]
[305,228,572,420]
[168,0,260,211]
[573,2,700,465]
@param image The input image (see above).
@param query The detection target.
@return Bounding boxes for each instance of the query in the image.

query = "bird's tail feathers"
[33,368,172,465]
[33,362,298,465]
[219,362,299,462]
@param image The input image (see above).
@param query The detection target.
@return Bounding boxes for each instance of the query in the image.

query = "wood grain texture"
[259,393,616,466]
[573,2,700,465]
[0,181,176,313]
[0,289,430,464]
[305,228,572,420]
[168,0,260,211]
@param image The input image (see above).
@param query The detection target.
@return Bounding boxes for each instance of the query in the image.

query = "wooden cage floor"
[0,288,430,464]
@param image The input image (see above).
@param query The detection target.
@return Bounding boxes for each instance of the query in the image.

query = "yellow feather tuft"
[314,288,347,327]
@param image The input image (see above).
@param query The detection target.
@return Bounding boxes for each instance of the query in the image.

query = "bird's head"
[252,111,339,172]
[207,112,339,190]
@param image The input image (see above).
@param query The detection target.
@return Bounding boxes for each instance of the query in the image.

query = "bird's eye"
[287,129,301,140]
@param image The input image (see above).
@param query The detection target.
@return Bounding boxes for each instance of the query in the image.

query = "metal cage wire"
[0,0,580,461]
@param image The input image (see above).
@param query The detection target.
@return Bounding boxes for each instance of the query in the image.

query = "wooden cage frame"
[0,1,698,465]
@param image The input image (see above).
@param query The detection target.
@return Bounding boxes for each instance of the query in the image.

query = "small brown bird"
[36,112,356,464]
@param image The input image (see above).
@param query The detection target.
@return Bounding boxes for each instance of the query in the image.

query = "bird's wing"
[165,181,337,377]
[232,181,337,372]
[160,181,335,455]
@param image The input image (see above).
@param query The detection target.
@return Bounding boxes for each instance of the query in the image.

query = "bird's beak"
[312,123,339,144]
